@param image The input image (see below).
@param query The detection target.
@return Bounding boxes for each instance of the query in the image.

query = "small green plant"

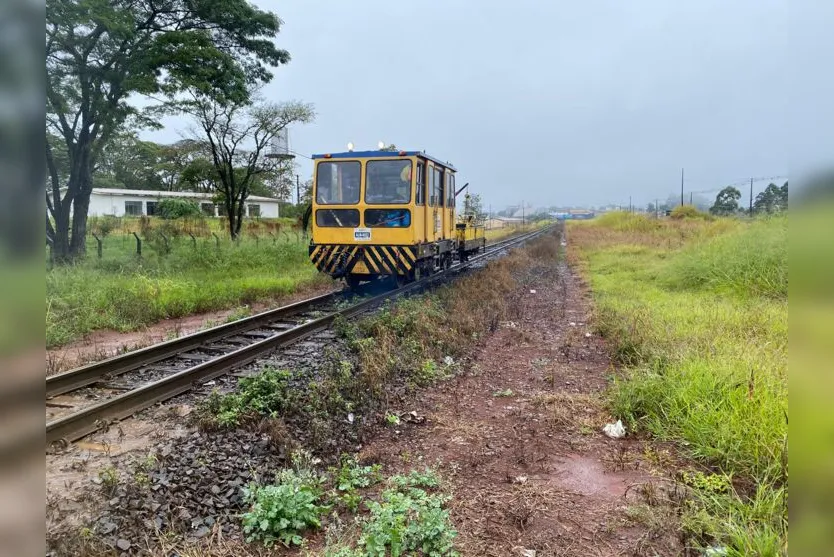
[198,367,293,427]
[241,468,329,547]
[387,467,441,490]
[682,471,733,494]
[97,465,119,489]
[492,388,514,397]
[336,455,382,492]
[356,469,457,556]
[385,413,401,426]
[225,305,253,323]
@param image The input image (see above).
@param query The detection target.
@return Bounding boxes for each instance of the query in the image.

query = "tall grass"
[663,216,787,298]
[47,238,328,347]
[570,214,787,555]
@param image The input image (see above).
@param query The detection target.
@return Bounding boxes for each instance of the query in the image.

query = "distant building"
[81,188,281,218]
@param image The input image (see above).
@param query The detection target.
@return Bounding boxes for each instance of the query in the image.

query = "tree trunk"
[69,190,91,257]
[50,188,75,263]
[227,201,237,239]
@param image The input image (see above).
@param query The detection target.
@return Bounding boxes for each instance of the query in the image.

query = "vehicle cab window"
[315,161,361,204]
[416,162,425,205]
[365,160,412,204]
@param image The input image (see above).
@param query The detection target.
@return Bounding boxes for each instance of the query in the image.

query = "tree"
[462,193,487,223]
[754,182,788,214]
[46,0,290,262]
[188,95,314,238]
[710,186,742,215]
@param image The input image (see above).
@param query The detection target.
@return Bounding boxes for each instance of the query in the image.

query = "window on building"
[416,162,425,205]
[201,203,216,216]
[145,201,157,216]
[248,204,261,217]
[124,201,143,216]
[315,161,361,204]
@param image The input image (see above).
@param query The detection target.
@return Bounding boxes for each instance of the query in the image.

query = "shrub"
[89,215,120,237]
[670,204,708,220]
[156,198,203,219]
[241,467,329,547]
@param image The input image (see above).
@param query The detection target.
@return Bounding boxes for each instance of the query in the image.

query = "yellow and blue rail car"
[308,148,484,288]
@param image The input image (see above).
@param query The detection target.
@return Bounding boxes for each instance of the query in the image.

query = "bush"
[241,467,329,547]
[89,215,120,237]
[670,204,709,220]
[156,198,203,219]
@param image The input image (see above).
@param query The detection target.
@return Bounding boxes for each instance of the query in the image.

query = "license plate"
[354,228,371,241]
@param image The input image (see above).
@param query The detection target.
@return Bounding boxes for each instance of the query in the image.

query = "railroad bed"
[46,227,552,448]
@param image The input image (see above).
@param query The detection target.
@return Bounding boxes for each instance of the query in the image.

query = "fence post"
[91,233,102,258]
[188,233,196,249]
[212,232,220,249]
[132,232,142,257]
[160,233,169,254]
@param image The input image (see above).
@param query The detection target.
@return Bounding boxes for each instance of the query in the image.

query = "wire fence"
[47,216,309,267]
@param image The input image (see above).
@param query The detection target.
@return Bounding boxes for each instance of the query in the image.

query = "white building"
[85,188,281,218]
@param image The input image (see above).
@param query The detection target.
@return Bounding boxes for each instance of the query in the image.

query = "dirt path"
[358,261,682,556]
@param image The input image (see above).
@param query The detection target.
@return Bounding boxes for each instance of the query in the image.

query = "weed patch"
[569,215,787,554]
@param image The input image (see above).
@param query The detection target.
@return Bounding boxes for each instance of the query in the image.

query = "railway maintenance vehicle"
[308,146,485,288]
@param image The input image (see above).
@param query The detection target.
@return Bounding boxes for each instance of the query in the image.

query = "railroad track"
[46,226,552,448]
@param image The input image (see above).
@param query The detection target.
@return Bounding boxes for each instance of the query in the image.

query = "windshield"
[365,160,412,204]
[316,161,361,205]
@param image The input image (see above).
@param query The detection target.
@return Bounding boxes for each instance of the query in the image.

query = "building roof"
[88,188,280,203]
[311,150,457,171]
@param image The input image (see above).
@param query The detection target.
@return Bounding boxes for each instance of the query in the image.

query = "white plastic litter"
[703,547,728,557]
[347,413,354,424]
[585,332,591,338]
[603,419,626,439]
[522,550,537,557]
[444,356,454,366]
[529,289,537,294]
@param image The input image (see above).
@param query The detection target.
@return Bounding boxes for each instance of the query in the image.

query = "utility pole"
[296,174,301,205]
[655,198,659,218]
[749,177,754,216]
[521,200,525,229]
[680,168,685,206]
[629,195,632,213]
[689,192,693,205]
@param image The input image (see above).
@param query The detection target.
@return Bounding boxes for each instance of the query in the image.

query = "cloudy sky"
[145,0,832,209]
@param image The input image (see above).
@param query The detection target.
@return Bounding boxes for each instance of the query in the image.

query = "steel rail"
[46,291,341,399]
[46,226,551,447]
[47,229,535,399]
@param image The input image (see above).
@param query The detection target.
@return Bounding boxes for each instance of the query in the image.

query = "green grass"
[569,213,787,555]
[47,235,327,347]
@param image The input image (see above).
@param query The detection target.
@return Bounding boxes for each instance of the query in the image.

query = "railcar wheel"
[345,274,362,290]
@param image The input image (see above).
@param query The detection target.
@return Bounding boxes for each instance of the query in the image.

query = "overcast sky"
[144,0,833,209]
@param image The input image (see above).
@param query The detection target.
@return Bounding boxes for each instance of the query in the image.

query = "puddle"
[549,453,635,498]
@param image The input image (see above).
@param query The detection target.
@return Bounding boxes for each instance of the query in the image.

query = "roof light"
[347,142,354,152]
[398,151,406,156]
[324,153,332,158]
[378,141,385,149]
